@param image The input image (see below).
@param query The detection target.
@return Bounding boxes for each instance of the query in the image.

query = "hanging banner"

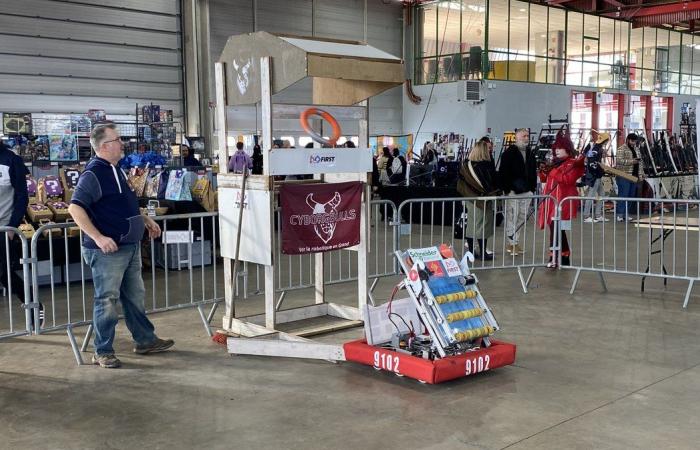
[281,181,362,255]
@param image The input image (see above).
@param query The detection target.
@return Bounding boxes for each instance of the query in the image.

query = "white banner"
[218,188,272,266]
[268,148,373,175]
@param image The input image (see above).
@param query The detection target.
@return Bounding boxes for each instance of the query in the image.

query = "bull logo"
[306,192,341,244]
[232,58,251,96]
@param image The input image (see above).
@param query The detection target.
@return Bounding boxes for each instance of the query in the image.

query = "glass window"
[693,35,700,78]
[667,71,680,95]
[656,28,670,72]
[643,27,656,70]
[681,33,693,74]
[437,2,461,55]
[487,0,508,51]
[680,74,693,95]
[692,76,700,96]
[651,96,669,130]
[629,28,643,89]
[598,64,613,89]
[566,60,583,86]
[438,54,461,82]
[509,0,529,56]
[614,20,629,66]
[582,14,599,63]
[582,62,598,87]
[529,4,548,58]
[417,4,437,57]
[571,91,593,135]
[488,51,509,80]
[597,93,619,132]
[629,95,647,130]
[462,0,486,51]
[567,11,583,62]
[599,18,615,65]
[547,7,566,84]
[534,56,547,83]
[417,58,438,84]
[547,58,566,85]
[669,31,681,73]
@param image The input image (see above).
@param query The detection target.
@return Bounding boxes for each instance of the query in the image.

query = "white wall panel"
[0,0,183,116]
[0,54,182,84]
[0,0,179,31]
[0,15,180,49]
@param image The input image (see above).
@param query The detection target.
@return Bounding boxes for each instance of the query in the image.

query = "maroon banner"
[281,181,362,255]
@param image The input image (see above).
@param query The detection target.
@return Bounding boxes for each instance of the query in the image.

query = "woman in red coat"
[537,132,585,268]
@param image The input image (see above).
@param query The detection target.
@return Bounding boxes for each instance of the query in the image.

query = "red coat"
[537,156,585,229]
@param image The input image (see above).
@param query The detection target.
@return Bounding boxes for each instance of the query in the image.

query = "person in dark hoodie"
[68,123,174,369]
[0,141,43,329]
[497,128,537,256]
[180,144,202,167]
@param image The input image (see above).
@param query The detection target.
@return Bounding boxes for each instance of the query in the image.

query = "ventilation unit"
[463,80,484,102]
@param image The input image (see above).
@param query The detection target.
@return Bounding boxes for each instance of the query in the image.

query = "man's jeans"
[616,177,638,218]
[83,244,156,355]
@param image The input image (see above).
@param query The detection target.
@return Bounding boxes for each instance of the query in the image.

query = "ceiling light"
[467,4,485,13]
[519,8,526,12]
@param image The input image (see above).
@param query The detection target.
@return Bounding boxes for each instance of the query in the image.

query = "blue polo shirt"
[70,157,145,249]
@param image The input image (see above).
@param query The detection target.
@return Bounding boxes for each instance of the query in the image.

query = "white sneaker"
[583,217,594,223]
[616,216,624,222]
[595,216,609,222]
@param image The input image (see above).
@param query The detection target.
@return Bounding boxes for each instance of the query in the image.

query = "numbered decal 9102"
[373,351,400,374]
[465,354,490,375]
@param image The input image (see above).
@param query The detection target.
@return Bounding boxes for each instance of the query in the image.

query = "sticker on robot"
[406,246,441,263]
[425,259,446,278]
[442,257,462,277]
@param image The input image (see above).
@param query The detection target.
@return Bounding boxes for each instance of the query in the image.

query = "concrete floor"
[2,264,700,450]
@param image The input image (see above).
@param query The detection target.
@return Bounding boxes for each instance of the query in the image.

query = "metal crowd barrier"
[558,196,700,308]
[0,227,33,341]
[240,199,400,304]
[29,212,222,364]
[396,195,555,293]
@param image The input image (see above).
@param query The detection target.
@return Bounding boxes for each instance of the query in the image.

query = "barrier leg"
[598,272,608,292]
[569,268,582,295]
[516,266,528,294]
[80,323,93,352]
[275,291,286,312]
[206,302,219,324]
[525,267,536,289]
[683,279,695,309]
[197,304,213,337]
[66,325,85,366]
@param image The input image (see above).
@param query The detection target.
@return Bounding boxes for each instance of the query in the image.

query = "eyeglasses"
[102,137,122,146]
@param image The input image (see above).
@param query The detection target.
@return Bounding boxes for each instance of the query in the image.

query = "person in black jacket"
[457,141,500,260]
[497,128,537,256]
[0,141,43,329]
[251,144,263,175]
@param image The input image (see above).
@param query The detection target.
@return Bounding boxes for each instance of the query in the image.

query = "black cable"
[390,312,414,335]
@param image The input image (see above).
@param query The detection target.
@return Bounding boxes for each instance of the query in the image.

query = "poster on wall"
[369,134,414,160]
[49,135,78,162]
[280,181,362,255]
[32,136,50,161]
[87,109,106,124]
[71,115,91,135]
[2,113,32,135]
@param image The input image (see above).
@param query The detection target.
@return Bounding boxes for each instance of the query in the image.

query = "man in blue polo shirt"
[68,123,173,368]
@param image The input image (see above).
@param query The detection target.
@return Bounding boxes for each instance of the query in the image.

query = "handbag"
[165,169,192,201]
[192,178,216,211]
[128,165,149,197]
[144,169,161,198]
